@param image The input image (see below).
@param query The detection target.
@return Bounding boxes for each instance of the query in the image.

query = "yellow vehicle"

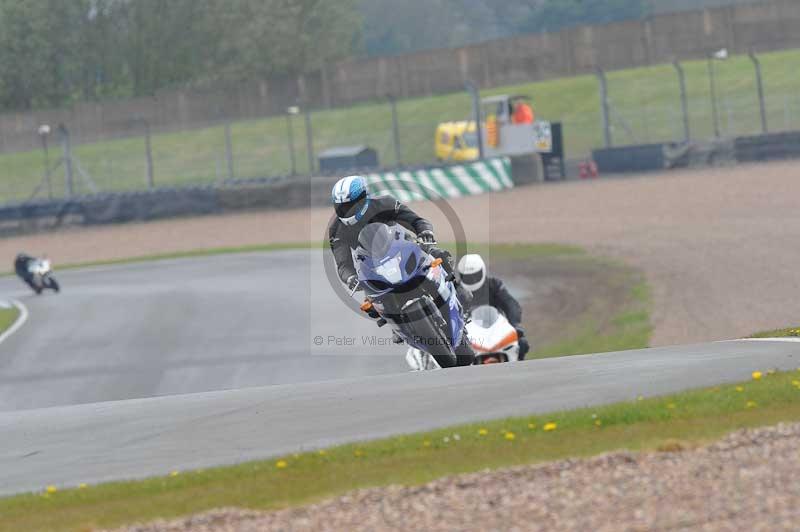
[435,95,554,162]
[434,121,480,162]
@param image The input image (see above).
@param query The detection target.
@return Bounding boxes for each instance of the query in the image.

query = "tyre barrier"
[734,131,800,163]
[0,159,516,236]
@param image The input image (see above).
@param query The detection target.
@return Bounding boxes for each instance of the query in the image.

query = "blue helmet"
[332,175,370,226]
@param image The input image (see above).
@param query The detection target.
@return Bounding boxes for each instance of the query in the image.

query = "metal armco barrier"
[592,144,666,174]
[734,131,800,163]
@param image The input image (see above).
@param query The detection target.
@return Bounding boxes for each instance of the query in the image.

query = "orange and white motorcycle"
[405,305,521,370]
[466,305,521,365]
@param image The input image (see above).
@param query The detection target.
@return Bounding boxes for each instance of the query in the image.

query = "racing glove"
[346,274,360,292]
[418,230,437,246]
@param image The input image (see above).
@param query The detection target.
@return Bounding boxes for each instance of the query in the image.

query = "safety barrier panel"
[734,131,800,163]
[365,157,513,203]
[592,144,666,174]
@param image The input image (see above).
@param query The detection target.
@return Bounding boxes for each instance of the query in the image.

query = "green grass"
[750,326,800,338]
[3,48,799,203]
[3,369,800,532]
[532,260,651,358]
[0,305,19,334]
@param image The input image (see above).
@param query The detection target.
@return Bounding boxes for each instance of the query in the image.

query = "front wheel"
[403,298,457,368]
[46,276,60,293]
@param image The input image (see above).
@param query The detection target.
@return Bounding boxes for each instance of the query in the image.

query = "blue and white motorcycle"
[352,222,470,369]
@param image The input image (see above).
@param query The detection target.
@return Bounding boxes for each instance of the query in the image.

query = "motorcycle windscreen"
[470,305,500,328]
[354,223,424,296]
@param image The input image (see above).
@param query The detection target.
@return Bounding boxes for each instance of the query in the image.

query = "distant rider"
[328,175,474,366]
[457,254,530,360]
[13,253,37,291]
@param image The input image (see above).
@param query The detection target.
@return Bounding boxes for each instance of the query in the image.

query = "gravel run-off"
[108,422,800,532]
[3,161,799,346]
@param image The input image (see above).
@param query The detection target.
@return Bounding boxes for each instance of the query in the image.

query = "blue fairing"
[447,286,464,347]
[354,236,422,296]
[353,224,463,349]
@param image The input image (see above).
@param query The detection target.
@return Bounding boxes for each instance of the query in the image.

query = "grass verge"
[0,304,19,334]
[750,327,800,338]
[533,267,650,359]
[2,369,799,532]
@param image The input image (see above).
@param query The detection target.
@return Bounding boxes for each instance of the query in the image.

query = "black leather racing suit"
[329,195,435,284]
[14,253,36,290]
[328,195,474,367]
[468,276,530,360]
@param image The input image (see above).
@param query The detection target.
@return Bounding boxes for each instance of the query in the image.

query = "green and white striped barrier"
[366,157,513,203]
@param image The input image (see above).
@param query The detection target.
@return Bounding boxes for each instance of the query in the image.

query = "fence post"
[748,51,769,134]
[672,60,691,142]
[596,69,613,148]
[37,125,53,199]
[286,107,298,176]
[304,107,315,174]
[142,118,155,189]
[465,81,484,159]
[388,94,402,166]
[224,121,235,181]
[58,124,74,198]
[706,55,721,138]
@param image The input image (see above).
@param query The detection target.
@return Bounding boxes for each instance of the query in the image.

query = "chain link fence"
[1,50,799,206]
[599,51,800,151]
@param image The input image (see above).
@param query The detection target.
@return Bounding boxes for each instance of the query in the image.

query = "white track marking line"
[0,299,28,346]
[733,337,800,343]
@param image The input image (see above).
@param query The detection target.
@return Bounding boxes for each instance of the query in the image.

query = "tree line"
[0,0,359,111]
[0,0,734,112]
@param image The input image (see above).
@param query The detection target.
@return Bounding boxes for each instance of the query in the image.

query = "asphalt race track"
[1,252,799,496]
[1,339,799,496]
[0,251,406,412]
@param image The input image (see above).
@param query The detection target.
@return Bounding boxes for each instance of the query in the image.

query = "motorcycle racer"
[14,253,37,291]
[329,175,459,292]
[457,254,530,360]
[329,175,474,366]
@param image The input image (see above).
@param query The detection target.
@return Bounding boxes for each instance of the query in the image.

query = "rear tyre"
[47,277,60,293]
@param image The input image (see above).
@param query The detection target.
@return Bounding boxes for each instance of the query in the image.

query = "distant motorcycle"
[406,304,521,370]
[16,256,60,295]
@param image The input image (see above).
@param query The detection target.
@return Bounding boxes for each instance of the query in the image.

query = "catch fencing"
[1,47,799,208]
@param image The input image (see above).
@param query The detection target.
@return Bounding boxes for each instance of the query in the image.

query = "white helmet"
[457,254,486,292]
